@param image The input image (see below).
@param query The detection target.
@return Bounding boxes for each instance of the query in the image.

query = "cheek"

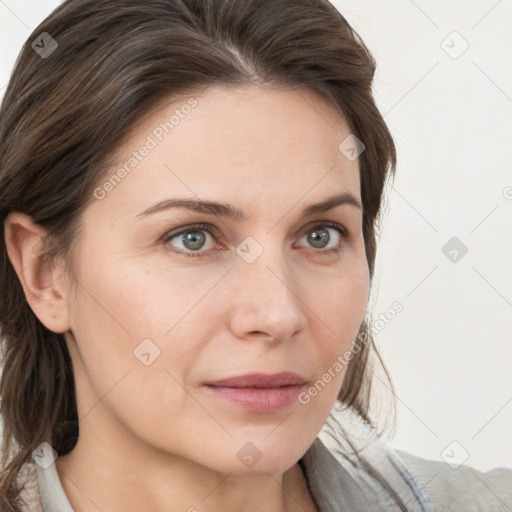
[320,257,369,330]
[65,262,166,395]
[312,261,369,381]
[66,266,199,444]
[66,254,217,395]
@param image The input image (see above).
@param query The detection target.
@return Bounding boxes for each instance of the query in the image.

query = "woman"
[0,1,510,511]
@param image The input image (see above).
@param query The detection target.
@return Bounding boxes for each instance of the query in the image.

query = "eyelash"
[160,222,349,258]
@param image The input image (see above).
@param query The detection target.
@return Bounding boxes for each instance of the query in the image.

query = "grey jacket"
[15,435,512,511]
[397,449,512,512]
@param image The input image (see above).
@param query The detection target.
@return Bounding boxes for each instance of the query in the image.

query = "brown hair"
[0,0,398,509]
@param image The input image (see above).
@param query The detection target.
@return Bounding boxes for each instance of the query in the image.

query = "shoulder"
[395,448,512,512]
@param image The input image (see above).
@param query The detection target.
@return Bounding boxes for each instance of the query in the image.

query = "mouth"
[202,372,308,412]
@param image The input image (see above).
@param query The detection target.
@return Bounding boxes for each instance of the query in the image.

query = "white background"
[1,0,511,472]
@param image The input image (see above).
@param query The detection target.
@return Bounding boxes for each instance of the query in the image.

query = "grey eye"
[298,225,343,250]
[167,229,215,253]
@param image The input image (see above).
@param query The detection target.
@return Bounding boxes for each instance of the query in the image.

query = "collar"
[299,437,377,511]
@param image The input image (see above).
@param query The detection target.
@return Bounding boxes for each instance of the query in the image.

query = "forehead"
[93,84,361,215]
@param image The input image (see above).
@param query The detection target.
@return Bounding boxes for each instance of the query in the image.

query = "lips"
[203,372,308,412]
[203,372,307,388]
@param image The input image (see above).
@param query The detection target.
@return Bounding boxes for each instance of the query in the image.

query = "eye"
[296,222,348,253]
[161,223,219,257]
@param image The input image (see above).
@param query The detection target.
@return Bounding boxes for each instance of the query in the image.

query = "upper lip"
[204,372,307,388]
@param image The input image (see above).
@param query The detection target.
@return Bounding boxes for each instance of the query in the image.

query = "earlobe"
[4,212,71,333]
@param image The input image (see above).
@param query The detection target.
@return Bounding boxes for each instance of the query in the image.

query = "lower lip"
[203,384,305,412]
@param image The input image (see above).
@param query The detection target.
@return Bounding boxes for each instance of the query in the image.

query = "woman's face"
[61,84,370,474]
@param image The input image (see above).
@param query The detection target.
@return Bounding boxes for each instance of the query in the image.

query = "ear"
[4,212,71,333]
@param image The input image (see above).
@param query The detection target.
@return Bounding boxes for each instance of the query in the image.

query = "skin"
[5,84,370,512]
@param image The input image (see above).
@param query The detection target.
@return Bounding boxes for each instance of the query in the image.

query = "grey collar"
[299,438,377,511]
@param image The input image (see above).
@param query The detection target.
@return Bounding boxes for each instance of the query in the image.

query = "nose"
[228,247,308,344]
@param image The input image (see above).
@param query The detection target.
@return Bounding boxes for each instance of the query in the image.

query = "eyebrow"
[136,192,363,220]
